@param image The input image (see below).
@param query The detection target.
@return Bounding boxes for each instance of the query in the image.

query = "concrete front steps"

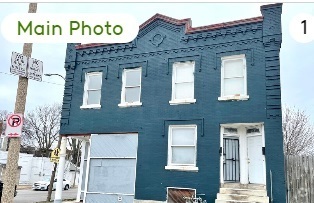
[215,183,269,203]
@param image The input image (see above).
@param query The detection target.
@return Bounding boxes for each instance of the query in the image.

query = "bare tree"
[282,106,314,155]
[0,110,9,134]
[68,138,82,165]
[0,110,9,121]
[22,103,61,156]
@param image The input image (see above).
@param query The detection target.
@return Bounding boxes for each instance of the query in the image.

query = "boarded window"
[167,188,196,203]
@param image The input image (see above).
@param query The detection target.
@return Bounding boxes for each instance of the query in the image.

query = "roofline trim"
[75,14,263,50]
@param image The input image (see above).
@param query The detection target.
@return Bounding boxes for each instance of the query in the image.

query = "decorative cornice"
[75,13,263,50]
[76,25,261,57]
[141,14,263,35]
[181,24,262,43]
[61,62,76,126]
[76,40,137,56]
[75,38,262,66]
[263,36,282,48]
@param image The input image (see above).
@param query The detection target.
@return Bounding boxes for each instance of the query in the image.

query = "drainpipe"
[270,170,273,203]
[54,136,67,203]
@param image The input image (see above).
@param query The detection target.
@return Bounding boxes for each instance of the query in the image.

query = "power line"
[0,71,64,86]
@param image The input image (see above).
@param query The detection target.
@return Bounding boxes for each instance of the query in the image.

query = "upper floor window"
[81,72,102,109]
[165,125,198,172]
[219,54,249,101]
[118,67,142,107]
[169,61,196,105]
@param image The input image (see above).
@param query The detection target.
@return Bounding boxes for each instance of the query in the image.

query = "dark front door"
[223,138,240,182]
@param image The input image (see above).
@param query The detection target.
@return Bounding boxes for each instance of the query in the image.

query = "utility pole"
[44,73,65,202]
[1,3,37,203]
[44,74,65,202]
[55,136,67,203]
[47,136,61,201]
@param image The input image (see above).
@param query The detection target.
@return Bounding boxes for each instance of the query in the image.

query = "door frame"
[220,123,266,185]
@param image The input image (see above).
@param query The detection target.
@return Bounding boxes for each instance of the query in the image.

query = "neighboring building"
[60,3,285,203]
[0,151,78,185]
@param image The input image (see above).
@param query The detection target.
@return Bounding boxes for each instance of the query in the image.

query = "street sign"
[10,52,28,77]
[50,148,60,163]
[10,52,43,81]
[27,57,43,82]
[5,114,23,138]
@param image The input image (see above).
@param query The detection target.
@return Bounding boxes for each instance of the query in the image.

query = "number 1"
[301,20,306,34]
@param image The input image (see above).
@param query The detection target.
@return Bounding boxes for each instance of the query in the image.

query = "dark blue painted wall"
[60,3,285,203]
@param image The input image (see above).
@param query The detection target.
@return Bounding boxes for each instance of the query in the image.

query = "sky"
[0,2,314,122]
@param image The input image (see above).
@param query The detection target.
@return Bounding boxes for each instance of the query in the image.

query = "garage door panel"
[85,194,134,203]
[86,134,138,202]
[90,134,138,158]
[87,159,136,193]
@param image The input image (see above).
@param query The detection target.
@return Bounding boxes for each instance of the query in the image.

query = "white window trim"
[169,61,196,105]
[118,102,142,108]
[165,165,199,172]
[169,99,196,105]
[219,54,249,101]
[166,125,198,172]
[118,67,142,108]
[80,72,102,109]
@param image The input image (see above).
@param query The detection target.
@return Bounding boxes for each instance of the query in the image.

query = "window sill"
[169,99,196,105]
[80,104,101,109]
[218,95,249,101]
[118,102,142,108]
[165,165,199,172]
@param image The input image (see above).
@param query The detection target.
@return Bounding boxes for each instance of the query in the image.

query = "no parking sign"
[5,114,23,137]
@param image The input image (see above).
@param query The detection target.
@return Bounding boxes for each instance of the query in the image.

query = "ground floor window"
[165,125,198,172]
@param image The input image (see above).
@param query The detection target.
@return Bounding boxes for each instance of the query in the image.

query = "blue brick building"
[60,3,285,203]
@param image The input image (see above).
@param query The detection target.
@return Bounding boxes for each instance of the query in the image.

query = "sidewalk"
[36,200,77,203]
[17,184,32,190]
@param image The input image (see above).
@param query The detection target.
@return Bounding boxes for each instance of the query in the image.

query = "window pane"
[125,69,141,86]
[247,128,260,134]
[125,87,140,103]
[175,62,194,83]
[175,82,193,99]
[172,146,195,165]
[224,128,238,134]
[88,74,102,89]
[172,128,195,145]
[224,59,243,78]
[87,90,101,105]
[224,78,244,96]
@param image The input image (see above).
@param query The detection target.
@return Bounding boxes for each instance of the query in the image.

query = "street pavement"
[14,188,77,203]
